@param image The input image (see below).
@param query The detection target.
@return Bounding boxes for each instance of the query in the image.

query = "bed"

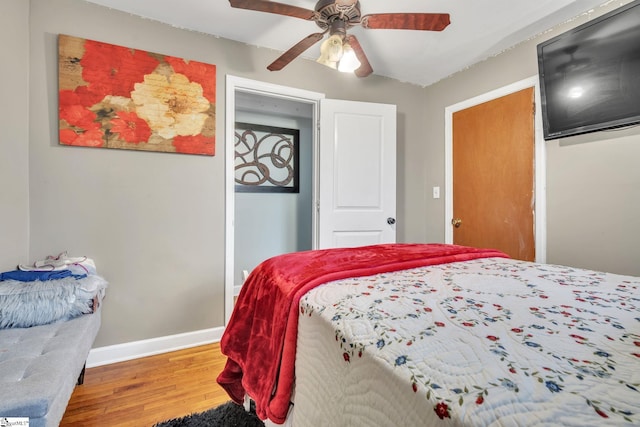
[217,244,640,426]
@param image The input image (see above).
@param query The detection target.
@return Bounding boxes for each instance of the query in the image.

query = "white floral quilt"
[298,257,640,426]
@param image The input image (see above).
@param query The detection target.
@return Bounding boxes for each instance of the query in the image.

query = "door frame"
[444,76,547,263]
[224,75,324,324]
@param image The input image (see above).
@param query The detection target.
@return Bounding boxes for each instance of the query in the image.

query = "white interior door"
[318,99,396,248]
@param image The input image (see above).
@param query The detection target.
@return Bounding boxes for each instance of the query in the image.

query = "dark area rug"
[154,401,265,427]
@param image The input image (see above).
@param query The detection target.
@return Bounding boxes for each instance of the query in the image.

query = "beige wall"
[422,1,640,276]
[16,0,427,347]
[0,0,30,271]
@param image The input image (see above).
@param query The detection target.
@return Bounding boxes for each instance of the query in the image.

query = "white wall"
[546,129,640,275]
[0,0,30,271]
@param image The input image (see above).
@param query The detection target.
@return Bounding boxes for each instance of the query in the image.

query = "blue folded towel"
[0,269,86,282]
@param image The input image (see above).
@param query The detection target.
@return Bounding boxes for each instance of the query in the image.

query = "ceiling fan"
[228,0,450,77]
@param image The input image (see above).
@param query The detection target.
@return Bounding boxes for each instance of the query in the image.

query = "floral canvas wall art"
[58,34,216,155]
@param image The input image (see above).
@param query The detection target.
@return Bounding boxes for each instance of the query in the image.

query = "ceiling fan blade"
[361,13,450,31]
[267,32,325,71]
[345,35,373,78]
[229,0,316,20]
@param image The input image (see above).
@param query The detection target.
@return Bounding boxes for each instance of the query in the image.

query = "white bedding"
[287,257,640,426]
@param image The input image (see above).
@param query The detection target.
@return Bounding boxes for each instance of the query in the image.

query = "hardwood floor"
[60,343,233,427]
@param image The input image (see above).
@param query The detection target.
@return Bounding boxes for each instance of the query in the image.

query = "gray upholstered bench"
[0,270,107,427]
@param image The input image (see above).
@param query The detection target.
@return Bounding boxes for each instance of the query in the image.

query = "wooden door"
[452,87,535,261]
[318,99,396,248]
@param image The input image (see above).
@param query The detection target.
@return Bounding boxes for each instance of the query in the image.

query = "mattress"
[288,257,640,426]
[218,244,507,423]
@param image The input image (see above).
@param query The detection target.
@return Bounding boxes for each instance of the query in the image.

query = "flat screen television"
[537,0,640,140]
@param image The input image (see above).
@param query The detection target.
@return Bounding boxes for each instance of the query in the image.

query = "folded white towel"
[18,252,95,273]
[34,251,86,268]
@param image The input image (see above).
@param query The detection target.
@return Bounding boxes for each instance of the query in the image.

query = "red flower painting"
[58,34,216,155]
[110,111,152,144]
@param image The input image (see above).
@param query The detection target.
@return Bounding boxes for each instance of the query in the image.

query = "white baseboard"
[86,326,225,368]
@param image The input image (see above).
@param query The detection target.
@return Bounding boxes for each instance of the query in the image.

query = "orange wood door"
[452,87,535,261]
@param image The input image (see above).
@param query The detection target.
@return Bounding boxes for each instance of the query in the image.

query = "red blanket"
[217,243,508,423]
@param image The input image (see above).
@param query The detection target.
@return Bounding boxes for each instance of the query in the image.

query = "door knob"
[451,218,462,228]
[387,217,396,225]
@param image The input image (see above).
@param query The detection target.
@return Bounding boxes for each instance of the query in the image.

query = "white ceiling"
[83,0,613,87]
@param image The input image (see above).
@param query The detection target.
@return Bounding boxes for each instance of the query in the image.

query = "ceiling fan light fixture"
[317,34,344,69]
[337,42,361,73]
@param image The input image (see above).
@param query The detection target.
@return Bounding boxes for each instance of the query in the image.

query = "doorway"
[234,92,314,289]
[444,76,547,262]
[224,76,324,323]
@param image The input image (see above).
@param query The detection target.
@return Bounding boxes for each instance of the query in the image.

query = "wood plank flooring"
[60,343,233,427]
